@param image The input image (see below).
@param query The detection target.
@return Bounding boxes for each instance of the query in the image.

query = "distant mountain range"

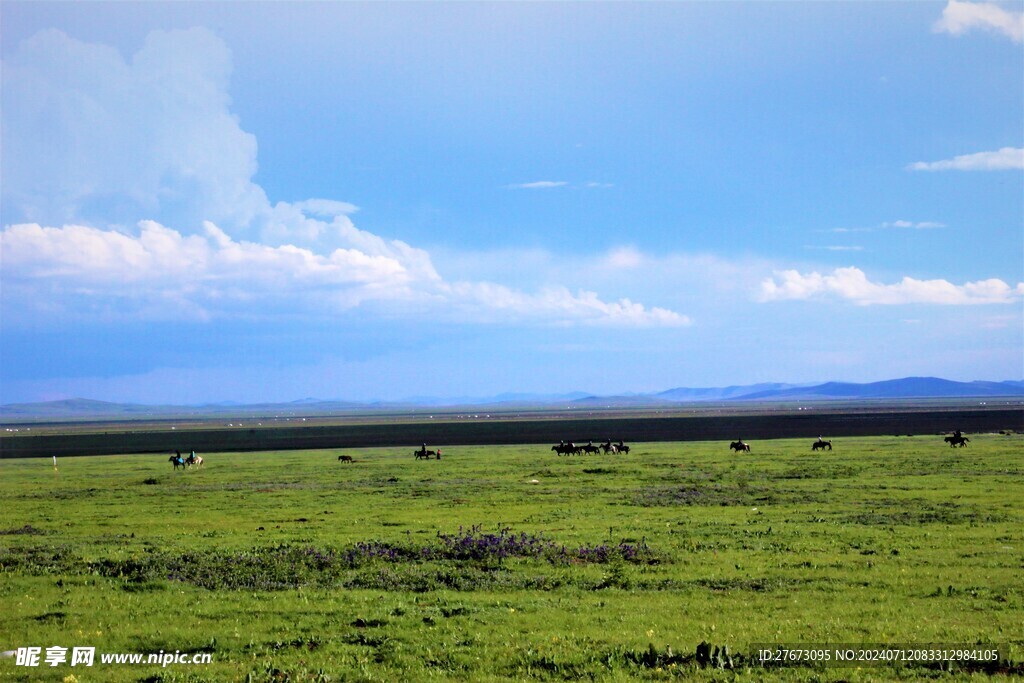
[1,377,1021,419]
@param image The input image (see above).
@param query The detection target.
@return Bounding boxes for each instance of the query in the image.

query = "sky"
[1,1,1022,405]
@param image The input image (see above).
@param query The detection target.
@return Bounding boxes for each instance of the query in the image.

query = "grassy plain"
[1,434,1022,681]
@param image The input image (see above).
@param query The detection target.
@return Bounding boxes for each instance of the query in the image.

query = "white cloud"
[507,180,612,190]
[824,220,946,233]
[292,199,360,217]
[759,267,1024,305]
[442,281,689,327]
[2,28,271,234]
[604,246,645,269]
[934,0,1024,42]
[882,220,947,229]
[907,147,1024,171]
[507,181,570,189]
[0,221,417,319]
[1,221,689,327]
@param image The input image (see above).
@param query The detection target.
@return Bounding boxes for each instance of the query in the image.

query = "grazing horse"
[944,435,969,448]
[169,455,185,470]
[338,455,354,463]
[812,440,832,451]
[729,441,751,452]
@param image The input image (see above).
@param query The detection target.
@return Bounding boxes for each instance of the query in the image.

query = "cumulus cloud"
[934,0,1024,42]
[0,222,417,320]
[0,221,688,327]
[759,267,1023,306]
[2,28,271,234]
[907,147,1024,171]
[0,29,687,329]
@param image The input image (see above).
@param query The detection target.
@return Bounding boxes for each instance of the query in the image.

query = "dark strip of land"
[2,406,1020,458]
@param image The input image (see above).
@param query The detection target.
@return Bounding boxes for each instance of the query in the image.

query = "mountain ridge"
[2,377,1022,420]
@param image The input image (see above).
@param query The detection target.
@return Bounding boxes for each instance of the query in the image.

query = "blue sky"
[1,1,1022,404]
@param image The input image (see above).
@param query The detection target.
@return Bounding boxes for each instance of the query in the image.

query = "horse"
[185,454,203,467]
[581,443,601,455]
[338,455,354,463]
[811,440,832,451]
[617,445,630,454]
[169,455,185,470]
[729,441,751,452]
[944,435,969,448]
[415,449,441,460]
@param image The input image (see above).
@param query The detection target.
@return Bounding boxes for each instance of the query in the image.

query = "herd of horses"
[551,440,631,456]
[170,430,973,470]
[553,432,967,456]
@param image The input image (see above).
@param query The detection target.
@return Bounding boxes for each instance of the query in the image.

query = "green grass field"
[1,434,1021,681]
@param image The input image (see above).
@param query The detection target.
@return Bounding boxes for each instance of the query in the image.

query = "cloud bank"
[1,221,688,327]
[759,267,1024,306]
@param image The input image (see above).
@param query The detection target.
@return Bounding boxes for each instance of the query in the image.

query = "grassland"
[1,433,1022,681]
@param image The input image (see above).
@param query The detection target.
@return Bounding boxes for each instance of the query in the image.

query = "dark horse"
[729,441,751,452]
[944,435,969,448]
[169,455,185,470]
[338,455,354,463]
[812,440,832,451]
[414,448,441,460]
